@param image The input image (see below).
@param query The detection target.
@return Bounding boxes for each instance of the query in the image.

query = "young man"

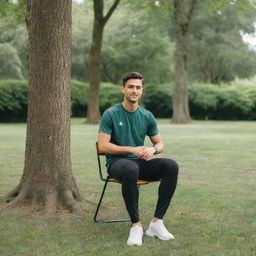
[98,72,179,246]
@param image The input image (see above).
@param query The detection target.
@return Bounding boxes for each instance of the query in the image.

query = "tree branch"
[102,0,120,26]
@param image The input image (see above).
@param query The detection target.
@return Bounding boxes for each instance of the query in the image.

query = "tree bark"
[3,0,81,214]
[86,0,120,124]
[172,0,196,124]
[86,3,104,124]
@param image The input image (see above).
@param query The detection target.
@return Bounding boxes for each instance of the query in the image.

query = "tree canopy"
[0,0,256,85]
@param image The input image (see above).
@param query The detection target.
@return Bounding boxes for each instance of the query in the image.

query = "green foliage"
[188,3,256,84]
[0,43,24,80]
[142,83,172,118]
[0,0,26,23]
[71,2,93,81]
[99,83,122,112]
[214,86,254,119]
[71,1,174,84]
[188,83,219,119]
[0,80,123,121]
[0,79,27,121]
[71,81,123,116]
[102,3,174,85]
[0,18,28,79]
[71,80,88,117]
[1,80,256,121]
[1,1,255,85]
[189,83,256,120]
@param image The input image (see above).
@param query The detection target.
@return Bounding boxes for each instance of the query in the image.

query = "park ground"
[0,119,255,256]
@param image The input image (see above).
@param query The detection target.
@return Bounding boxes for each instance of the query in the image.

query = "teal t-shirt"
[98,103,158,168]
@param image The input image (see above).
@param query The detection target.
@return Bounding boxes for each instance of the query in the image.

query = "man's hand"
[140,147,155,161]
[132,146,155,161]
[132,146,146,158]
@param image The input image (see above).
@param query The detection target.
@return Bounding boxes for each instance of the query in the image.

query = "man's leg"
[108,158,143,246]
[138,158,179,240]
[108,158,140,224]
[138,158,179,218]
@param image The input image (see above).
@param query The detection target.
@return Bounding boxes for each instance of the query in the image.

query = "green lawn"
[0,119,255,256]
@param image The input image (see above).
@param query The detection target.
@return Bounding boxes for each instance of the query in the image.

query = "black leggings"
[108,158,179,223]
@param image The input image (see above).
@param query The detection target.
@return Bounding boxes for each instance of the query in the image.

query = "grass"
[0,119,255,256]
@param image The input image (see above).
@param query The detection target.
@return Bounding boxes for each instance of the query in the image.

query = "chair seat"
[108,177,153,185]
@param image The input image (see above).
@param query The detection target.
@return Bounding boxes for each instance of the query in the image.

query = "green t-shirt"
[98,103,158,168]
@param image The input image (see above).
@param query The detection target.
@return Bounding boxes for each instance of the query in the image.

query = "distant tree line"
[0,1,255,85]
[1,79,256,121]
[0,0,256,124]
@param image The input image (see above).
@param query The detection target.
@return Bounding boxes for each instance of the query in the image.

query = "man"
[98,72,179,246]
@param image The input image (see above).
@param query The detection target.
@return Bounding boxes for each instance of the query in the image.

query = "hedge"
[0,79,256,121]
[0,80,28,121]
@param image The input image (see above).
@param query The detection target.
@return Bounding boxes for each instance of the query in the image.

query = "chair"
[94,142,158,223]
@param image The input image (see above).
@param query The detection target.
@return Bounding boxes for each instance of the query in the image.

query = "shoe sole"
[127,239,143,246]
[145,229,175,241]
[127,243,142,246]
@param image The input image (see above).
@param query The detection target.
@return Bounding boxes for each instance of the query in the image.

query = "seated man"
[98,72,179,246]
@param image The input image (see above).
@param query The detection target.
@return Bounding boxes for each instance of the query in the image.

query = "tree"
[71,1,173,85]
[72,1,93,82]
[86,0,120,124]
[188,2,256,84]
[124,0,196,123]
[2,0,81,214]
[171,0,197,123]
[101,3,174,85]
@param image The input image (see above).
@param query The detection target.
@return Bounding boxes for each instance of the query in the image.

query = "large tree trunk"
[3,0,81,214]
[172,0,196,124]
[86,0,120,124]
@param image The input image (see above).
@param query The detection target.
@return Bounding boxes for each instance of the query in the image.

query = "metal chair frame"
[94,142,154,223]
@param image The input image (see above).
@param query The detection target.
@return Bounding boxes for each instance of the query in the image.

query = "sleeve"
[98,110,113,135]
[147,112,159,137]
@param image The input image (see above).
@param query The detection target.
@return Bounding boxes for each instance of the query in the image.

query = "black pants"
[108,158,179,223]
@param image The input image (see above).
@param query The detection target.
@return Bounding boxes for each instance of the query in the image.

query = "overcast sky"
[73,0,84,3]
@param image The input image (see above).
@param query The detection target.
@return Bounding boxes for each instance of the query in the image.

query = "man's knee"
[112,159,139,182]
[160,158,179,178]
[122,166,139,183]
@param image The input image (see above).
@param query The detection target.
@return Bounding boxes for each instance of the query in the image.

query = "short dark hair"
[122,72,144,87]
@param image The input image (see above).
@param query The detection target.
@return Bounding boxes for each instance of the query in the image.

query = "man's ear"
[121,86,125,94]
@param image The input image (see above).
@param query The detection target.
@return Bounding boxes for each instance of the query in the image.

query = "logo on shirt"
[119,121,123,126]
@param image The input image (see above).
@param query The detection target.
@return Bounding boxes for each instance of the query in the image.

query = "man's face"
[122,79,143,103]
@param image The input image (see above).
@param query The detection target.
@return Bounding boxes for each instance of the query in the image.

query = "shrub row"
[0,80,122,121]
[144,83,256,120]
[0,80,256,121]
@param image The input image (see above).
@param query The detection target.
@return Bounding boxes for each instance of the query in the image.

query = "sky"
[242,33,256,50]
[73,0,84,3]
[241,22,256,51]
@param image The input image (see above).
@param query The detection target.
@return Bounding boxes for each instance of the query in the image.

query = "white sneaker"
[127,225,143,246]
[145,220,175,240]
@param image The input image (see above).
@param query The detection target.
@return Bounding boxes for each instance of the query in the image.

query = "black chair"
[94,142,158,223]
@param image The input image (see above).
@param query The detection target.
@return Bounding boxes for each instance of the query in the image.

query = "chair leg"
[94,179,130,223]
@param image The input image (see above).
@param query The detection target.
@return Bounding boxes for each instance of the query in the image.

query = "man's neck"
[122,101,138,112]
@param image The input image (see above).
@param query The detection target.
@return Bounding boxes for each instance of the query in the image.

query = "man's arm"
[150,134,164,154]
[98,132,145,158]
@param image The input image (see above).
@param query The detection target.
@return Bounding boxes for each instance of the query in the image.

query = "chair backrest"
[96,142,107,181]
